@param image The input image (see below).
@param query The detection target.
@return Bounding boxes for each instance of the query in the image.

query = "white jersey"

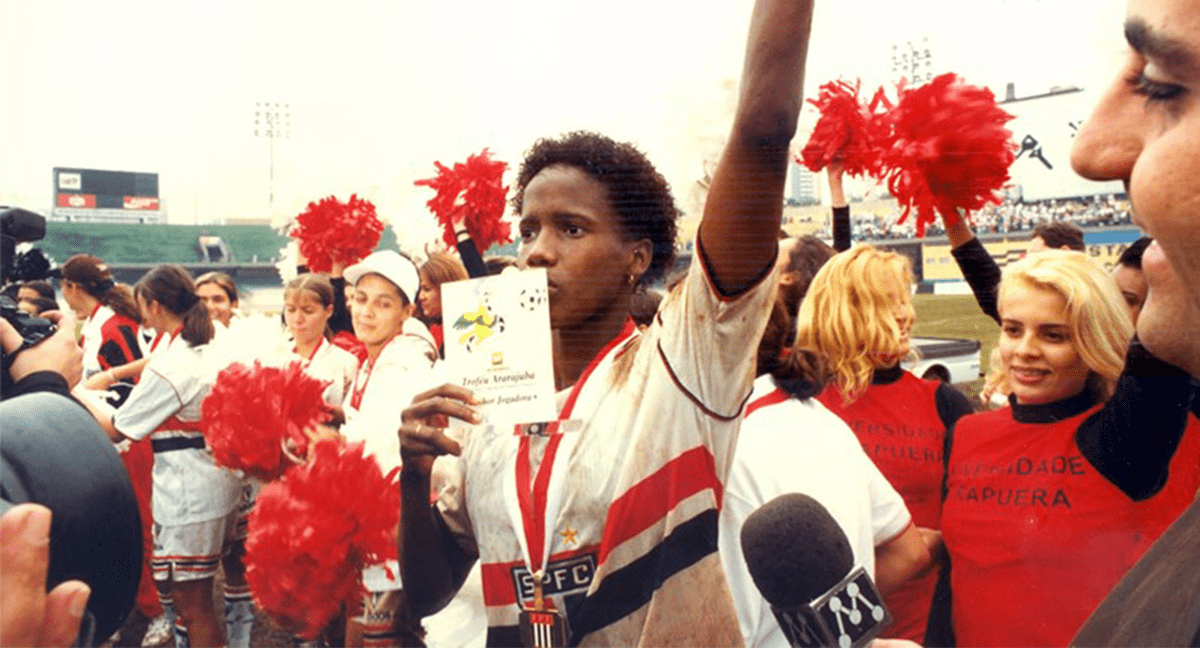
[300,336,360,406]
[720,374,912,648]
[341,317,438,592]
[341,317,438,475]
[437,253,776,646]
[112,333,242,526]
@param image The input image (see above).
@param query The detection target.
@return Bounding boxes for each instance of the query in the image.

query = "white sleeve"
[720,473,773,647]
[112,366,183,440]
[865,456,913,545]
[655,250,778,420]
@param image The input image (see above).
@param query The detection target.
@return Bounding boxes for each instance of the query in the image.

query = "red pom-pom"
[290,194,384,273]
[799,79,882,177]
[875,73,1016,236]
[202,361,331,481]
[331,330,368,366]
[414,149,511,252]
[245,439,400,639]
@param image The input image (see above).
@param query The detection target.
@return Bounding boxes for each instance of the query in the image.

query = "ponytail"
[104,283,142,323]
[769,346,831,400]
[136,265,214,347]
[179,297,215,347]
[62,254,141,322]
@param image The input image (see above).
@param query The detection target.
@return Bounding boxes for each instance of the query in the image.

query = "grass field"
[912,293,1000,396]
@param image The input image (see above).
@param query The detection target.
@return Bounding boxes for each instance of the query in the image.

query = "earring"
[626,273,636,286]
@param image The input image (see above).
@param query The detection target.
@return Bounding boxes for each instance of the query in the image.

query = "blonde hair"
[794,245,915,403]
[984,250,1132,403]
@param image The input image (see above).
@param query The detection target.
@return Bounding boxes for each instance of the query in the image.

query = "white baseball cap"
[344,250,420,304]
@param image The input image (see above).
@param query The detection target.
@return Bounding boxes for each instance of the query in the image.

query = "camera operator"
[0,309,83,400]
[0,503,92,648]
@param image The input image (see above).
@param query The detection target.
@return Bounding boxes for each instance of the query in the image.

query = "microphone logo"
[770,566,891,648]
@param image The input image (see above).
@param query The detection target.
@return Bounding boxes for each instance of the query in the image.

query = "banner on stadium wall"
[921,229,1145,281]
[1002,89,1125,201]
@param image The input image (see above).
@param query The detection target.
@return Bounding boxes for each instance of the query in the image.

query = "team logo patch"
[511,553,596,604]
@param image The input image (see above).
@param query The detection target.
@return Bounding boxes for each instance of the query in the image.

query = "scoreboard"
[52,167,163,223]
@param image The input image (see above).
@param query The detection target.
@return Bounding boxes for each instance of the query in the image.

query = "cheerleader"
[929,251,1200,647]
[797,245,976,643]
[284,273,360,408]
[96,265,242,648]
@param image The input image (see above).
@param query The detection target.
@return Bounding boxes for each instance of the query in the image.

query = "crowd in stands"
[818,194,1135,242]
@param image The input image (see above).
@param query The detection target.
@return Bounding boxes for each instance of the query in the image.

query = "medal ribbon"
[512,319,637,586]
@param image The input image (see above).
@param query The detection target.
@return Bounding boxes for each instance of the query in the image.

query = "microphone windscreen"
[0,392,141,641]
[740,492,854,608]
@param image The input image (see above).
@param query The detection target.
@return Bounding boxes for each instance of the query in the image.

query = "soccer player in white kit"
[395,0,816,642]
[95,265,242,648]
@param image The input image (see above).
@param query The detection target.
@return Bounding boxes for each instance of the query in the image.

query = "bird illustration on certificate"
[441,267,556,428]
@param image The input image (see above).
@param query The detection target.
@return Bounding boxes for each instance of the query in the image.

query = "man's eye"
[1130,73,1185,102]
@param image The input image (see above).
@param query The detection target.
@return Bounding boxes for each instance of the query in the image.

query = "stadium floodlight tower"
[890,37,934,85]
[254,101,291,218]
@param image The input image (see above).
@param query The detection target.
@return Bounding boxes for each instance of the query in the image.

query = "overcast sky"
[1,0,1127,236]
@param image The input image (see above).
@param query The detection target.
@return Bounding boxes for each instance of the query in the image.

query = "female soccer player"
[394,0,815,641]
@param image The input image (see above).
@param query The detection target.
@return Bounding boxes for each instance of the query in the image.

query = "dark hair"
[194,271,239,305]
[483,255,517,276]
[511,131,680,287]
[779,236,837,323]
[20,296,58,316]
[1032,222,1085,252]
[135,265,213,347]
[628,288,664,328]
[20,281,55,300]
[60,255,141,323]
[1117,236,1152,269]
[757,236,836,377]
[769,346,830,400]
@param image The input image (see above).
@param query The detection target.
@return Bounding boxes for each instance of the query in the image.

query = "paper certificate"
[440,268,556,427]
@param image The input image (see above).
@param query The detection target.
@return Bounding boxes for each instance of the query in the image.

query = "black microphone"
[741,493,892,648]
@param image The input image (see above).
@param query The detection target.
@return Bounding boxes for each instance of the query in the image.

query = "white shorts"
[150,508,239,583]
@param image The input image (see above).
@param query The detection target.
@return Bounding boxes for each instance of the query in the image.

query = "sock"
[156,590,184,648]
[224,584,254,648]
[172,619,190,648]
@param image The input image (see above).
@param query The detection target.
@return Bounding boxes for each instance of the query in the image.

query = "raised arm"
[699,0,815,295]
[828,162,851,251]
[945,215,1001,324]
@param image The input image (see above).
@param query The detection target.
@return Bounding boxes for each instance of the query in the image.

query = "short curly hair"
[511,131,680,287]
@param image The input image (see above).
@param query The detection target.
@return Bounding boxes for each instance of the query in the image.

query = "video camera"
[1,208,58,351]
[2,207,58,286]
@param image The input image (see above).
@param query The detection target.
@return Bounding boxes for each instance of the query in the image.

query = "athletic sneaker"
[141,614,172,647]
